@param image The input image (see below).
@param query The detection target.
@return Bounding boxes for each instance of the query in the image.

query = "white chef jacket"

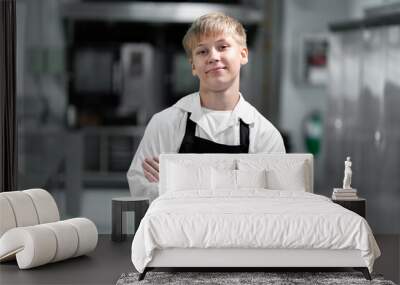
[127,92,286,201]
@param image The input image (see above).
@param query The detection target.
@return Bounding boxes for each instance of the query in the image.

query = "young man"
[127,12,285,201]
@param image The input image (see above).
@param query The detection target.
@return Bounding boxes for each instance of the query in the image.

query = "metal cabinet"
[65,127,145,215]
[325,19,400,234]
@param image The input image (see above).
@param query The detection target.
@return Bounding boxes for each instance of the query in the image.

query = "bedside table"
[332,198,366,218]
[112,196,149,242]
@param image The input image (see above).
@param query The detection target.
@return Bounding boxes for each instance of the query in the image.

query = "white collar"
[174,92,255,125]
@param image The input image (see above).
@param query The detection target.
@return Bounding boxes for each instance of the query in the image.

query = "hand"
[142,156,159,183]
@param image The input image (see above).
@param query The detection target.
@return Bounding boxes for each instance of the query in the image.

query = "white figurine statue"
[343,156,352,189]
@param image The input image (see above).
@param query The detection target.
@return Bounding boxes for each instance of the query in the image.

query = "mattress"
[131,190,381,273]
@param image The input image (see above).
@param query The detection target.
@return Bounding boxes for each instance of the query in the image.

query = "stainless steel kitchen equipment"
[325,12,400,234]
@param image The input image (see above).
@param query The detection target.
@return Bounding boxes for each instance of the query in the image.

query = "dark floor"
[0,235,399,285]
[0,235,133,285]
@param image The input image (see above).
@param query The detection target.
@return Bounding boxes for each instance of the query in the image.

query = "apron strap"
[184,112,196,137]
[239,119,250,147]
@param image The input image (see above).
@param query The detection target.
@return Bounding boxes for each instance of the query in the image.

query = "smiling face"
[190,34,248,93]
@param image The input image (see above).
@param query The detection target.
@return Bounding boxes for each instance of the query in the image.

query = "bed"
[131,153,381,280]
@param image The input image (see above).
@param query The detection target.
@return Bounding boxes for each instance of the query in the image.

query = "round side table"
[111,196,149,242]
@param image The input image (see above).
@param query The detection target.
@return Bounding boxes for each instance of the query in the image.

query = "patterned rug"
[116,271,396,285]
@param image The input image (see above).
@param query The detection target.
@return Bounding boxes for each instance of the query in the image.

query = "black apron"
[178,112,250,153]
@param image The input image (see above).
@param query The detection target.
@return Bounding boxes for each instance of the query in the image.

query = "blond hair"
[182,12,247,59]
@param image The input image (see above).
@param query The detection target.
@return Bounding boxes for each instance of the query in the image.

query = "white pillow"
[236,169,267,189]
[237,159,307,191]
[211,169,268,191]
[166,162,212,192]
[212,168,236,190]
[265,162,306,191]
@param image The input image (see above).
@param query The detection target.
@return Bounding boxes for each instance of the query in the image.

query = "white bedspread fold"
[131,190,380,273]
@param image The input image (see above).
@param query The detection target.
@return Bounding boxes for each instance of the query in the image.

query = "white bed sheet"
[131,190,380,273]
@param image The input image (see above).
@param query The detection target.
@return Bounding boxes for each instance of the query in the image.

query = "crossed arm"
[142,157,159,183]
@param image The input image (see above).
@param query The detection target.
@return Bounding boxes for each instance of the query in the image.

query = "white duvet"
[131,190,380,273]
